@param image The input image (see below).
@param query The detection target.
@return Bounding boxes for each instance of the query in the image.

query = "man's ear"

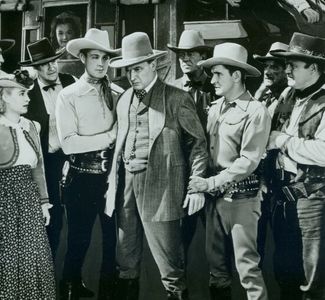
[232,70,242,83]
[79,52,86,64]
[150,59,157,71]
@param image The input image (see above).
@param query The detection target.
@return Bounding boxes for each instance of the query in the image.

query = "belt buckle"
[101,160,108,172]
[100,150,109,159]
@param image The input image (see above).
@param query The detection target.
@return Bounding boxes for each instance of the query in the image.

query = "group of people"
[0,23,325,300]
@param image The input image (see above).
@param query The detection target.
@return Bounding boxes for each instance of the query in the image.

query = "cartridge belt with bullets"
[69,149,112,175]
[220,173,261,195]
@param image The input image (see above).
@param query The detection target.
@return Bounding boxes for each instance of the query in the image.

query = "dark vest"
[25,73,75,156]
[273,87,325,182]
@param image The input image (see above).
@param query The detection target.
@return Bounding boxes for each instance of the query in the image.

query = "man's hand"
[302,8,320,23]
[183,193,205,215]
[188,176,209,193]
[226,0,241,7]
[267,131,290,150]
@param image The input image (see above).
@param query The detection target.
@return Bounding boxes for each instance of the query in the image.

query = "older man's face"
[36,60,59,85]
[126,61,156,90]
[263,60,287,88]
[178,50,203,74]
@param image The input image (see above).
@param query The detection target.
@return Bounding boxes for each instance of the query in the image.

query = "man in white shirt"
[56,28,122,300]
[269,32,325,300]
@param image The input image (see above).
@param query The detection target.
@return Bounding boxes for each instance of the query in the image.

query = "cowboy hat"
[0,70,34,90]
[253,42,289,62]
[198,43,261,77]
[270,32,325,63]
[67,28,120,58]
[19,38,65,66]
[0,39,15,53]
[167,30,212,53]
[109,32,167,68]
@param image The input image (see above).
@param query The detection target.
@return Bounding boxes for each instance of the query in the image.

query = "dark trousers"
[44,151,65,259]
[182,209,206,262]
[257,191,272,267]
[62,172,116,281]
[272,191,325,300]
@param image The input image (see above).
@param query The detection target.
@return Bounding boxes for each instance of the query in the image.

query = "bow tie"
[184,80,202,90]
[42,83,57,91]
[134,89,147,101]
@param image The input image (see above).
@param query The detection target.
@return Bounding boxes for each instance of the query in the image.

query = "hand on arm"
[302,7,320,23]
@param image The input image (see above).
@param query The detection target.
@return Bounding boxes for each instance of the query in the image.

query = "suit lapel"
[148,79,165,154]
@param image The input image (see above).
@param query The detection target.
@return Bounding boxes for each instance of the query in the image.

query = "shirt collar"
[144,74,158,93]
[37,77,61,89]
[0,115,30,131]
[222,91,252,112]
[181,71,207,88]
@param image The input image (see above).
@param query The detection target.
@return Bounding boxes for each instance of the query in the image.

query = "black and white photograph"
[1,0,325,299]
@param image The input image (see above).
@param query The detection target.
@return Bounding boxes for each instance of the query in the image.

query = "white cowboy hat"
[198,42,261,77]
[67,28,120,58]
[253,42,289,62]
[109,32,167,68]
[167,30,212,53]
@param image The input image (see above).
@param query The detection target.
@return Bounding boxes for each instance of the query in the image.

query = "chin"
[287,78,296,87]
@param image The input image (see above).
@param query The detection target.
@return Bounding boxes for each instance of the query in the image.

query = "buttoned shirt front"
[38,78,62,153]
[56,73,118,155]
[207,91,271,189]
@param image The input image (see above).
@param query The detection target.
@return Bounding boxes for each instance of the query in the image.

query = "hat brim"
[253,54,285,63]
[0,79,33,90]
[167,44,213,53]
[67,38,121,58]
[270,49,325,63]
[198,57,261,77]
[109,50,167,68]
[19,48,66,66]
[0,39,15,53]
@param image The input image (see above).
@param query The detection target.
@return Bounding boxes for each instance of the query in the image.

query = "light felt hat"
[270,32,325,63]
[19,38,65,66]
[109,32,167,68]
[0,39,15,53]
[198,42,261,77]
[253,42,289,62]
[67,28,121,58]
[167,30,212,53]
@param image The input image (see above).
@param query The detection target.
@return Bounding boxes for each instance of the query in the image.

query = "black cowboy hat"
[270,32,325,63]
[0,39,15,53]
[19,38,65,66]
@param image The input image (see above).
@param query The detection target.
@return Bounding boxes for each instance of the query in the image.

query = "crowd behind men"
[0,24,325,300]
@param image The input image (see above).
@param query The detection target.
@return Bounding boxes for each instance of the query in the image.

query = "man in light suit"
[105,32,208,300]
[21,38,75,260]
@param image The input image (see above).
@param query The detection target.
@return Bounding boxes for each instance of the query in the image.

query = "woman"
[0,70,56,299]
[50,11,81,59]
